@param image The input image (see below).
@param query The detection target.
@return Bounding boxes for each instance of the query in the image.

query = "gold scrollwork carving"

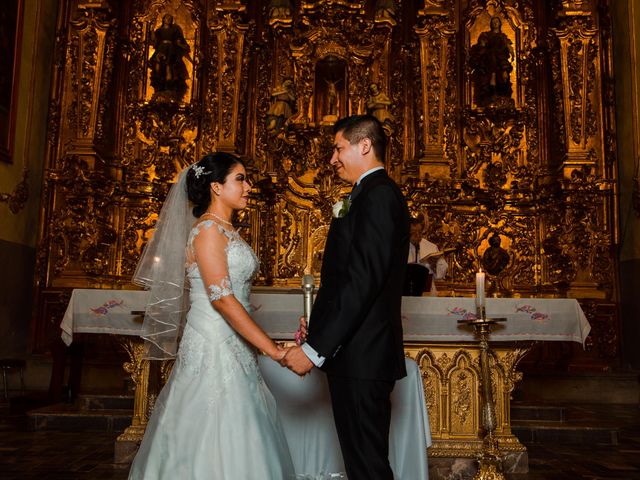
[414,4,456,176]
[66,8,117,143]
[451,369,474,429]
[160,359,175,386]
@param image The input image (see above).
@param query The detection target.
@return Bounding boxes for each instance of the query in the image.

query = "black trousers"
[327,375,395,480]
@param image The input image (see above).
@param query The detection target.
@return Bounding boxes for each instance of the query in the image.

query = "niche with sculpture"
[367,83,394,133]
[468,13,517,109]
[266,78,297,133]
[146,10,195,103]
[314,56,346,125]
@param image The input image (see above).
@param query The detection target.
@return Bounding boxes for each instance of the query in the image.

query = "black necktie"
[349,183,362,201]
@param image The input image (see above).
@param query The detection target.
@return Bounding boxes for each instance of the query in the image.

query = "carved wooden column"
[63,3,116,158]
[208,3,250,153]
[33,1,119,351]
[543,1,619,366]
[414,2,455,179]
[552,1,601,177]
[117,339,150,443]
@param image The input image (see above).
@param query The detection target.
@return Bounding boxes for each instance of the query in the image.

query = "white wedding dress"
[129,220,295,479]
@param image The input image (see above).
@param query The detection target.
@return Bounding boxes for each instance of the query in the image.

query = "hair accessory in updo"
[186,152,244,218]
[192,164,211,179]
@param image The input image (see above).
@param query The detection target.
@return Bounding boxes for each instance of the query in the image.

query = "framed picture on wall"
[0,0,24,164]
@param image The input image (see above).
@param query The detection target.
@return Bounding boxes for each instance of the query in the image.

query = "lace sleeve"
[207,277,233,301]
[191,220,235,303]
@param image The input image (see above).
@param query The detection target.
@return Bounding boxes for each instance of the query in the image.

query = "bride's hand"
[270,344,290,362]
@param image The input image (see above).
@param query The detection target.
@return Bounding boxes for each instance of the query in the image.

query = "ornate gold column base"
[475,459,505,480]
[428,452,528,480]
[114,338,148,463]
[474,436,506,480]
[117,424,146,442]
[114,338,174,463]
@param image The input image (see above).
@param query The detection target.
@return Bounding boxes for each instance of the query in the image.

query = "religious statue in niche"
[469,16,515,108]
[367,83,394,129]
[149,14,191,101]
[325,79,340,118]
[481,232,510,275]
[268,0,292,21]
[375,0,397,23]
[316,56,346,124]
[266,79,297,133]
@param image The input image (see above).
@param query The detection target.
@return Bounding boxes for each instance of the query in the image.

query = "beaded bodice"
[186,220,259,306]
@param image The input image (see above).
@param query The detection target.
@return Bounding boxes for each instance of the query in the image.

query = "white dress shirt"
[407,238,448,295]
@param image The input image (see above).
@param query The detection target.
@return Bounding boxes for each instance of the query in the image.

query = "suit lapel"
[350,169,387,203]
[323,170,388,276]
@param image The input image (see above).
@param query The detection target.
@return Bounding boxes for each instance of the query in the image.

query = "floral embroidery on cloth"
[448,307,477,321]
[516,304,549,323]
[90,299,124,316]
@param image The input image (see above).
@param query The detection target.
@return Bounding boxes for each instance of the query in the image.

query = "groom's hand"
[281,345,313,376]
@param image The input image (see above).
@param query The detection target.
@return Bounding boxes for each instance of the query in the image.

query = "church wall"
[612,0,640,368]
[0,0,58,387]
[0,239,33,358]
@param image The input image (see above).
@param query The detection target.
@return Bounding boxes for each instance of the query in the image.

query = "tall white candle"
[475,270,486,309]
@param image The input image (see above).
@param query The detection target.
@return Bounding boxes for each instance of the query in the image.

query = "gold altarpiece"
[33,0,619,466]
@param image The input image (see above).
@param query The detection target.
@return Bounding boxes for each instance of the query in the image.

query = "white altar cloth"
[260,356,431,479]
[61,289,591,346]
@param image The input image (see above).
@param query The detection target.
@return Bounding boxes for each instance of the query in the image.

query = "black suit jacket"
[307,169,409,381]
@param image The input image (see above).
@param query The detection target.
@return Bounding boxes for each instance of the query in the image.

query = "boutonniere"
[332,197,351,218]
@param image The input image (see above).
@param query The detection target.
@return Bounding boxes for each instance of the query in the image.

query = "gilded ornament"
[481,233,510,276]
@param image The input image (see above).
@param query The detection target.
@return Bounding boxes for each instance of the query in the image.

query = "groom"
[282,114,410,479]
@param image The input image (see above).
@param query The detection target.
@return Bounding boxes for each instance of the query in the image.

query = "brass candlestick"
[459,306,507,480]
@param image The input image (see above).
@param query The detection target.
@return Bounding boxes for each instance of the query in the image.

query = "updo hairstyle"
[186,152,244,218]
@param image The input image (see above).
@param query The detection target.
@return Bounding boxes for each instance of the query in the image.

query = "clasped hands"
[273,317,313,377]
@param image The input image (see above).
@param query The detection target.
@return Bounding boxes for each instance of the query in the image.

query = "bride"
[128,153,295,479]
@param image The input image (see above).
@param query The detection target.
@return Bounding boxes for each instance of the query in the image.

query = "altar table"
[61,290,590,345]
[60,288,590,470]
